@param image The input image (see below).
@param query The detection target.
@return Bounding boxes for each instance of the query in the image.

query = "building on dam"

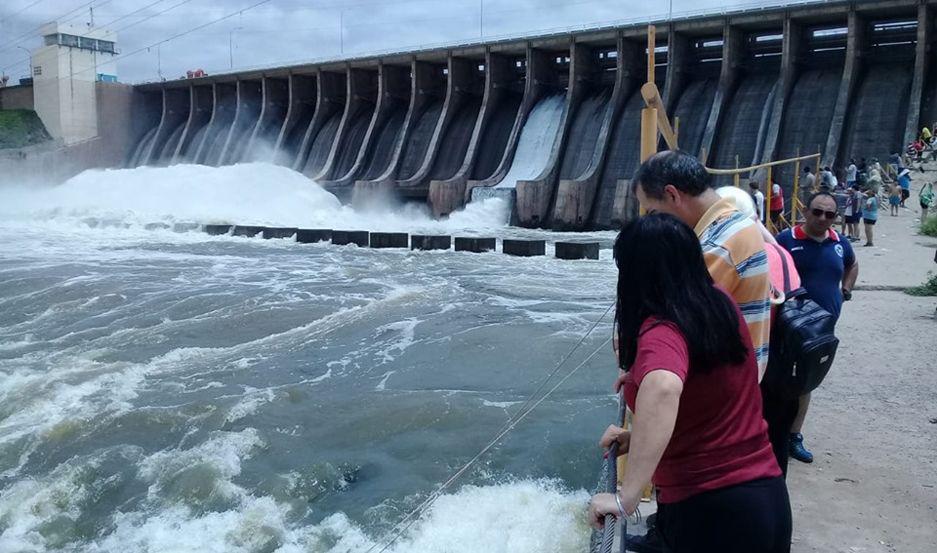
[2,0,936,230]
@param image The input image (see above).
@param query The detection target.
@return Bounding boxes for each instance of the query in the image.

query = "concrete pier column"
[700,24,743,165]
[172,84,212,164]
[517,41,596,228]
[323,62,408,192]
[430,51,516,215]
[397,55,479,199]
[663,31,691,112]
[143,87,189,165]
[293,70,346,172]
[193,82,236,165]
[220,79,263,165]
[464,45,553,201]
[824,10,866,168]
[352,59,446,205]
[274,73,316,166]
[759,17,804,167]
[552,36,638,230]
[315,67,378,181]
[245,76,289,162]
[904,3,933,147]
[426,54,488,216]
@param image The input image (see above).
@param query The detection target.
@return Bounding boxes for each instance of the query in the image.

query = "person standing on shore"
[898,169,912,208]
[750,181,766,223]
[770,180,785,231]
[589,214,791,553]
[863,188,878,247]
[846,159,858,189]
[920,182,934,226]
[776,192,859,464]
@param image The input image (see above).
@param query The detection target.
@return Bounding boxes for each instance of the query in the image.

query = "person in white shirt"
[749,181,766,223]
[846,159,858,186]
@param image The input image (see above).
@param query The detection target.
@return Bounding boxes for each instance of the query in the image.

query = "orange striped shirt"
[694,198,772,379]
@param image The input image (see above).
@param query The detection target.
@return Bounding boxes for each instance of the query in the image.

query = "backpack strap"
[771,244,792,293]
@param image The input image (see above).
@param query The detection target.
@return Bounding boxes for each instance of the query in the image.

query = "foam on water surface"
[0,162,510,233]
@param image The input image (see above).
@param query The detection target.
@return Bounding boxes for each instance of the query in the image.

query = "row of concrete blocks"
[198,224,600,260]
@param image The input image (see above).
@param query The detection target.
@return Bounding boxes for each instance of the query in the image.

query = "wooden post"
[765,165,773,232]
[793,159,801,224]
[641,108,659,162]
[674,116,680,150]
[734,155,740,187]
[647,25,656,86]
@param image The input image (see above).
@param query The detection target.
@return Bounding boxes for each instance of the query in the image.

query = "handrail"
[705,153,821,175]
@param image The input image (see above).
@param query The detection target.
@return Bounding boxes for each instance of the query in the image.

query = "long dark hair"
[614,214,748,373]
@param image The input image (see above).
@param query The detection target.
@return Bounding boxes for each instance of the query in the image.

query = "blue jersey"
[776,226,856,320]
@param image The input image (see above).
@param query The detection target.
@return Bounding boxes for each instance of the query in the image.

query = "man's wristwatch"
[842,288,852,301]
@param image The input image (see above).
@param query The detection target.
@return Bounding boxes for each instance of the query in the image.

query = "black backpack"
[764,245,840,399]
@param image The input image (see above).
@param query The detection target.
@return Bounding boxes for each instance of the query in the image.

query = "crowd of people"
[586,151,865,553]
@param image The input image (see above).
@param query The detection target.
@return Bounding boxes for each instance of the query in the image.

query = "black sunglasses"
[811,208,837,220]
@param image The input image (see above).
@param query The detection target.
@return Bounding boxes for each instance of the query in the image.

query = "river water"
[0,163,620,553]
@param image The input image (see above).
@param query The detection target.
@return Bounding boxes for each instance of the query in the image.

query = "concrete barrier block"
[204,224,232,236]
[296,229,332,243]
[332,230,370,247]
[370,232,409,248]
[411,235,452,250]
[502,239,546,257]
[173,222,201,233]
[232,225,265,237]
[262,227,299,239]
[454,237,496,253]
[555,241,600,260]
[144,222,171,231]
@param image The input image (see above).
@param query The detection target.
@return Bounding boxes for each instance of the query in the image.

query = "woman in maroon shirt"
[588,214,792,553]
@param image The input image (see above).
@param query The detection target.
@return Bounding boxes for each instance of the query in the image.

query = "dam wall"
[109,0,937,228]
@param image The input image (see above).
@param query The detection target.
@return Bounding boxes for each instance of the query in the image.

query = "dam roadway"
[128,0,937,230]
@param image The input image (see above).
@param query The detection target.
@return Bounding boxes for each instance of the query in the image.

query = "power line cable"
[0,0,101,55]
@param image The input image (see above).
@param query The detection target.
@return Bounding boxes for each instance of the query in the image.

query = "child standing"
[863,189,878,247]
[889,182,902,216]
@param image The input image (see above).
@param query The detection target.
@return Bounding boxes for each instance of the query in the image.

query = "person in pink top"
[716,186,803,475]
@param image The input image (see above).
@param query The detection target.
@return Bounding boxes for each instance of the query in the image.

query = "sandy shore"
[786,194,937,552]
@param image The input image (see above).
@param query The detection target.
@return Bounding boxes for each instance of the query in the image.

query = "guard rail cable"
[363,303,615,553]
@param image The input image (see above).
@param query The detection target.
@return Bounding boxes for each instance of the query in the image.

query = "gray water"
[0,163,618,552]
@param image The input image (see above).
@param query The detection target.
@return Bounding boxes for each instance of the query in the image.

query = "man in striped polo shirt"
[632,150,772,378]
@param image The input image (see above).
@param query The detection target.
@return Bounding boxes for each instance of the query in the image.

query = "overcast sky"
[0,0,825,84]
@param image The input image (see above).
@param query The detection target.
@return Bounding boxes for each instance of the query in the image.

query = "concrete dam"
[124,0,936,230]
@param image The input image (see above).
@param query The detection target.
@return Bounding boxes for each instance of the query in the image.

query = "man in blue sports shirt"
[776,191,860,464]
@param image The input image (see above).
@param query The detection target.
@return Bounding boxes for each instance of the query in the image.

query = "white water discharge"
[0,162,510,232]
[0,162,617,552]
[495,94,566,189]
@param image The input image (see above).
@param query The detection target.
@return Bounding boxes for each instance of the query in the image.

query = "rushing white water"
[0,162,511,232]
[495,94,566,189]
[0,162,620,552]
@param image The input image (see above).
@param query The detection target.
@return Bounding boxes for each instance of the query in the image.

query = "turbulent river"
[0,163,620,553]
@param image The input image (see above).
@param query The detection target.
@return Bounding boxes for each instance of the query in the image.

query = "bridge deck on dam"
[125,0,937,230]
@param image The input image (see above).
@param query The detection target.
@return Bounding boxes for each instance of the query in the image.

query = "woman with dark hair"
[588,214,792,553]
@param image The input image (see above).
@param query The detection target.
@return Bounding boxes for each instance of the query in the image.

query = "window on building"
[33,66,42,76]
[44,34,58,46]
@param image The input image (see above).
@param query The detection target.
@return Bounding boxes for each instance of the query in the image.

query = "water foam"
[0,162,509,233]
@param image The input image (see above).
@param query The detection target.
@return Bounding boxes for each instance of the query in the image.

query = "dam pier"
[3,0,935,230]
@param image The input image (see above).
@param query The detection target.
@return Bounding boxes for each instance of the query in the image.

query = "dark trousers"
[656,477,792,553]
[761,383,799,477]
